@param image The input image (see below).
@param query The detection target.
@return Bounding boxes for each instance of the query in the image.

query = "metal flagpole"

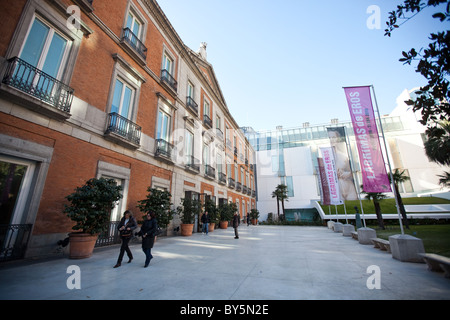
[370,85,404,234]
[343,126,366,227]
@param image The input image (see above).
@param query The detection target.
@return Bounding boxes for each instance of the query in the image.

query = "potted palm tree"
[63,178,122,259]
[179,197,201,236]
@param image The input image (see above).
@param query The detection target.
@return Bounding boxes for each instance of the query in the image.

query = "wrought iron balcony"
[185,155,200,173]
[2,56,74,113]
[236,182,242,192]
[155,138,174,160]
[105,112,141,146]
[161,69,177,92]
[122,28,147,60]
[186,96,198,115]
[203,114,212,128]
[218,172,227,184]
[216,128,223,140]
[243,185,248,194]
[205,164,215,179]
[228,177,235,189]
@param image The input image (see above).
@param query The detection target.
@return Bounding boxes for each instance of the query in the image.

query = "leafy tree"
[137,188,175,229]
[64,178,122,235]
[385,0,450,155]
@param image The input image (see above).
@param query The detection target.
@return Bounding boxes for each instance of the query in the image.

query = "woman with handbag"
[139,212,157,267]
[114,210,137,268]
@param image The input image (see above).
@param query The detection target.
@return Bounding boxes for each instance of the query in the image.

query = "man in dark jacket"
[201,211,210,235]
[232,212,240,239]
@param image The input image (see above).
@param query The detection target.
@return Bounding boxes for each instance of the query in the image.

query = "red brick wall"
[0,113,172,235]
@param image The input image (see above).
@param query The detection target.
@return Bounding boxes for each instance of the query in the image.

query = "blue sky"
[156,0,446,132]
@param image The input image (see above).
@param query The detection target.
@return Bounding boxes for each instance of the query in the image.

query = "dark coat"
[118,216,137,237]
[232,214,240,228]
[140,218,157,249]
[201,213,210,224]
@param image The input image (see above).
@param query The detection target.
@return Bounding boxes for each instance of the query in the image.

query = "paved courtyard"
[1,225,449,300]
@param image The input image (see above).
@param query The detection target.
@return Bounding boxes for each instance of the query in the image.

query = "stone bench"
[418,253,450,278]
[351,231,358,240]
[370,238,391,253]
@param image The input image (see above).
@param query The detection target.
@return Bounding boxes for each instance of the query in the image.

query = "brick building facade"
[0,0,256,260]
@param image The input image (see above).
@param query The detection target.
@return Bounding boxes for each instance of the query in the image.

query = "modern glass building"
[242,89,448,222]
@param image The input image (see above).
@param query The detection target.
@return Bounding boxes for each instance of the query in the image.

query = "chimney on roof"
[198,42,207,60]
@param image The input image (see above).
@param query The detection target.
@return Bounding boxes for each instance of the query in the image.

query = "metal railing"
[205,164,215,179]
[0,224,32,262]
[122,28,147,60]
[185,155,200,172]
[155,138,174,159]
[106,112,142,145]
[218,172,227,184]
[186,96,198,115]
[95,221,121,247]
[203,114,212,128]
[228,177,235,189]
[161,69,177,91]
[2,57,74,113]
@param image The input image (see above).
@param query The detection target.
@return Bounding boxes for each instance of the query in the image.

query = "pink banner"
[344,86,391,193]
[320,147,343,205]
[317,158,330,205]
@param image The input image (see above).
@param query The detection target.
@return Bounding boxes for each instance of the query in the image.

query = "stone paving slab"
[0,225,449,300]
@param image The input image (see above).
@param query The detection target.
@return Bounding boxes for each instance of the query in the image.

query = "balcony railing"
[203,114,212,128]
[216,128,223,140]
[205,164,215,179]
[161,69,177,92]
[2,56,74,113]
[228,177,235,189]
[106,112,142,145]
[236,182,242,192]
[122,28,147,60]
[0,224,32,262]
[218,172,227,184]
[155,138,174,159]
[186,96,198,115]
[185,155,200,172]
[243,185,248,194]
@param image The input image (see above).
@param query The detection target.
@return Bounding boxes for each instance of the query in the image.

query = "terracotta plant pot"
[69,233,98,259]
[180,224,194,236]
[219,221,228,229]
[208,223,215,232]
[251,219,258,225]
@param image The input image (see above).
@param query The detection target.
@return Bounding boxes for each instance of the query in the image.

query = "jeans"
[202,223,209,234]
[143,248,153,267]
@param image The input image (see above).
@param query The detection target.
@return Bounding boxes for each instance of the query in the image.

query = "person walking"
[247,214,250,226]
[233,212,240,239]
[114,210,137,268]
[201,211,210,235]
[139,212,157,268]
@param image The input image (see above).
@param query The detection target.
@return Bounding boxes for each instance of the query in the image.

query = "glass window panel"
[41,32,67,78]
[20,19,49,67]
[121,86,132,118]
[111,79,123,114]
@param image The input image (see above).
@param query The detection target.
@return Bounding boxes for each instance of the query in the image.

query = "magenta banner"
[344,86,391,193]
[320,147,343,205]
